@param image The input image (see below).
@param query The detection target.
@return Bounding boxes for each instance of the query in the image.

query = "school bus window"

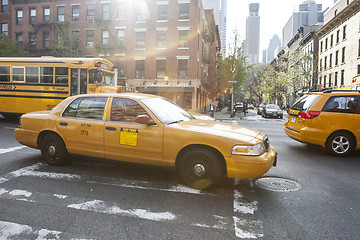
[88,69,101,84]
[12,66,24,82]
[55,67,68,84]
[40,66,53,84]
[63,98,81,118]
[26,66,39,83]
[0,66,10,82]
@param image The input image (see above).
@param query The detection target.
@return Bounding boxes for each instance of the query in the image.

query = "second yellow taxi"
[15,93,277,189]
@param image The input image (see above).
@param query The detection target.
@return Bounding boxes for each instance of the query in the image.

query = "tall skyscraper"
[282,0,323,47]
[203,0,227,56]
[246,3,260,64]
[266,35,281,62]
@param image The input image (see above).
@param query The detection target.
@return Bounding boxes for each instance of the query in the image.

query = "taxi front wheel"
[41,134,69,165]
[325,131,354,156]
[179,148,224,190]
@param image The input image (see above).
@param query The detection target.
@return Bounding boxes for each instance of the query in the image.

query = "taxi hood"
[171,119,264,144]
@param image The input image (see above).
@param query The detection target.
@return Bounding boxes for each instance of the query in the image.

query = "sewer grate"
[255,177,302,192]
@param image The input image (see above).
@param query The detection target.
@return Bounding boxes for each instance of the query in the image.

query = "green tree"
[215,31,249,99]
[0,36,28,56]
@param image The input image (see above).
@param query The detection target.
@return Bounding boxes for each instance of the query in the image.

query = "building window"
[324,56,327,69]
[328,74,332,88]
[330,34,333,48]
[57,6,64,22]
[43,32,50,48]
[358,39,360,58]
[358,65,360,75]
[343,25,346,40]
[157,30,166,48]
[329,54,332,68]
[319,59,322,71]
[336,29,340,44]
[117,29,125,46]
[135,60,145,79]
[29,32,36,47]
[116,56,126,79]
[334,72,338,86]
[87,5,95,21]
[323,75,327,87]
[1,23,8,37]
[178,29,189,48]
[72,30,79,48]
[319,76,322,86]
[136,31,145,49]
[29,8,36,24]
[320,41,323,52]
[157,4,167,21]
[325,38,328,50]
[179,3,189,20]
[342,47,345,63]
[102,3,110,21]
[16,33,23,46]
[72,5,80,22]
[156,59,166,79]
[341,70,344,85]
[43,7,50,22]
[1,0,8,13]
[178,58,188,79]
[136,5,147,22]
[86,30,94,47]
[16,9,23,25]
[335,50,339,66]
[117,2,126,19]
[102,30,109,45]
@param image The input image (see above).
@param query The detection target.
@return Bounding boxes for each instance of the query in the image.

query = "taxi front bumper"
[225,145,277,179]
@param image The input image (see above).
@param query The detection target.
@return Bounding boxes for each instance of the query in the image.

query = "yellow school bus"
[0,57,118,118]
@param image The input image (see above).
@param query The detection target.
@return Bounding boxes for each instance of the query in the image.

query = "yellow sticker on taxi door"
[120,128,138,146]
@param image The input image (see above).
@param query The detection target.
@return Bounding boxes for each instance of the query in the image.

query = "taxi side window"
[322,96,359,113]
[111,97,150,122]
[63,97,108,120]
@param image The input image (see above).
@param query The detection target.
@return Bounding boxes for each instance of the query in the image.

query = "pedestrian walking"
[210,101,215,117]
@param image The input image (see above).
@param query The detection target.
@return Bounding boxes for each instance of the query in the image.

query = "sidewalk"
[207,108,247,121]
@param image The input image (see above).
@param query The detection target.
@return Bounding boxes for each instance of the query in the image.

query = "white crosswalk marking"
[0,146,25,154]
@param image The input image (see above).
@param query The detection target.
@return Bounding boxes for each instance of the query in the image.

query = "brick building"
[0,0,220,110]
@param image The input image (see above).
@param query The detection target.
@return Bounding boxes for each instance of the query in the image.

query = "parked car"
[262,104,283,119]
[248,104,254,109]
[15,93,277,189]
[285,90,360,156]
[257,104,265,115]
[234,102,243,112]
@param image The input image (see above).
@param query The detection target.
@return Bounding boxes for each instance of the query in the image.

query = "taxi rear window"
[63,97,108,120]
[291,95,319,111]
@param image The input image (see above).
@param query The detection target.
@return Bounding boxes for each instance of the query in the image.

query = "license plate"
[291,116,296,123]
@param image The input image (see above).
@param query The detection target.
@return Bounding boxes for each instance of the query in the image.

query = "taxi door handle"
[106,127,116,131]
[60,122,68,126]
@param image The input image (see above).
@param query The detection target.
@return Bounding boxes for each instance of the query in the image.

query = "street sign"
[228,81,236,83]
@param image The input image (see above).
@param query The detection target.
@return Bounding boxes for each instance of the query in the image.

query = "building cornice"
[317,0,360,38]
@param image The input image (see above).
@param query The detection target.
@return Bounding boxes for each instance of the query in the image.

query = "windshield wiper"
[167,120,184,125]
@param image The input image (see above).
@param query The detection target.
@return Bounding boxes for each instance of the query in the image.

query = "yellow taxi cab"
[15,93,277,189]
[285,90,360,156]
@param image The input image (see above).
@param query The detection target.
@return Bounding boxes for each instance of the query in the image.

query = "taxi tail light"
[298,110,320,119]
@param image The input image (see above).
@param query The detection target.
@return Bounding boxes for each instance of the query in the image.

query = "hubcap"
[193,163,206,177]
[48,145,56,157]
[332,136,350,154]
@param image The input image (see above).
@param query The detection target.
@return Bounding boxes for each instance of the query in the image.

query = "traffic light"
[224,88,233,94]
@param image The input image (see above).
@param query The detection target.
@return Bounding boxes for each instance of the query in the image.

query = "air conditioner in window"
[87,42,94,47]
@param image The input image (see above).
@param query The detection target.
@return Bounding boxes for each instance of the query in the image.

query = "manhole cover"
[255,177,302,192]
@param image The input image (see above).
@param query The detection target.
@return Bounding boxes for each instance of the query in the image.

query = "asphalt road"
[0,110,359,240]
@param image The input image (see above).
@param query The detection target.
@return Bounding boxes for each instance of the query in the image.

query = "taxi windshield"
[141,97,195,125]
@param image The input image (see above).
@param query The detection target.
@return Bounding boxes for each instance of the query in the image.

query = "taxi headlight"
[232,143,265,156]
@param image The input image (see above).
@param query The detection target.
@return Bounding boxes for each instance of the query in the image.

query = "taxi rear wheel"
[179,148,224,190]
[41,134,69,165]
[325,132,354,156]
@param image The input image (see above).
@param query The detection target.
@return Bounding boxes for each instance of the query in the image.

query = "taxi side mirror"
[135,115,157,125]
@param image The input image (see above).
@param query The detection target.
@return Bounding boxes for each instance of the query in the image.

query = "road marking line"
[233,180,263,239]
[0,146,25,154]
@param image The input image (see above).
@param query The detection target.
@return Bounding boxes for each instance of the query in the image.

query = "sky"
[226,0,335,58]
